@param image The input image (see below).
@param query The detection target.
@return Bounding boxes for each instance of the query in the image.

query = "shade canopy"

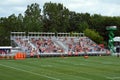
[114,37,120,42]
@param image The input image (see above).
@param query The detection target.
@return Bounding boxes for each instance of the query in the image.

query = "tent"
[114,37,120,42]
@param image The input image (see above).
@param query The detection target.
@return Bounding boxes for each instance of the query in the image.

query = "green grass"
[0,56,120,80]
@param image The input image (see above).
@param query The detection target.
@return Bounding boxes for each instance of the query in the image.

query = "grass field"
[0,56,120,80]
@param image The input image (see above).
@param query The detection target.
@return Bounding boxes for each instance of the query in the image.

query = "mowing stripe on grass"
[106,76,120,80]
[0,63,60,80]
[2,61,92,80]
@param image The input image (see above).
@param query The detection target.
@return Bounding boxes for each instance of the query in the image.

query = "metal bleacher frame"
[10,32,108,57]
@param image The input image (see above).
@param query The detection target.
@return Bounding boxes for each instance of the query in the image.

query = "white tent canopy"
[114,37,120,42]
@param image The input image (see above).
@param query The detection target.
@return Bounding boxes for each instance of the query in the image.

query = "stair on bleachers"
[54,40,68,52]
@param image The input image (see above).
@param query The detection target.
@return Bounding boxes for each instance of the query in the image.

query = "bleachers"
[11,32,109,57]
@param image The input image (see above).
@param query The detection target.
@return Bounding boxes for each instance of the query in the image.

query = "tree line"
[0,2,120,46]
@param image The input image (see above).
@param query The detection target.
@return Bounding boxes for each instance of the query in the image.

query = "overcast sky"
[0,0,120,17]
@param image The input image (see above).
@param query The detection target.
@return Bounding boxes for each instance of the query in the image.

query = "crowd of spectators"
[58,37,106,53]
[14,36,107,56]
[15,38,32,53]
[30,37,64,53]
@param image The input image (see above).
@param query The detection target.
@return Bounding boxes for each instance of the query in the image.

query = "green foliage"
[84,28,104,44]
[78,21,89,32]
[43,2,70,32]
[69,12,90,32]
[24,3,43,32]
[17,14,24,31]
[0,26,10,46]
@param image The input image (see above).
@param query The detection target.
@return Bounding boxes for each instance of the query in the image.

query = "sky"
[0,0,120,17]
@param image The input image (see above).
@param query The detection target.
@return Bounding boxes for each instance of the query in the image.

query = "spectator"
[116,47,120,57]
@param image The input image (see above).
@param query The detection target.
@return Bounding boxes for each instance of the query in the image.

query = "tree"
[69,11,79,32]
[17,13,24,31]
[24,3,43,32]
[43,2,70,32]
[77,21,89,32]
[69,12,90,32]
[6,14,18,31]
[0,26,10,46]
[84,28,104,44]
[0,17,11,45]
